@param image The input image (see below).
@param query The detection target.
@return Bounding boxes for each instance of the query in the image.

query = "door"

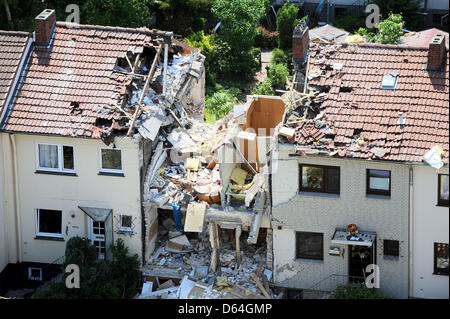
[348,243,376,283]
[89,219,106,260]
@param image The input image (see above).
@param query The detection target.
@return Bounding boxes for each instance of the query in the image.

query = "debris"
[279,126,296,138]
[370,147,388,158]
[184,203,207,233]
[250,273,271,299]
[230,168,248,185]
[140,281,154,297]
[158,280,175,291]
[216,276,229,287]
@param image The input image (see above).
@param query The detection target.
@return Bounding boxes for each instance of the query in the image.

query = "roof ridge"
[0,30,31,37]
[55,21,173,38]
[313,41,436,51]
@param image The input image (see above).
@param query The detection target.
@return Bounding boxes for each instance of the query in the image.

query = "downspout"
[408,165,414,298]
[10,134,22,263]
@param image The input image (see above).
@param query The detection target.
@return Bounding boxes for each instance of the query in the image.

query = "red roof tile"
[3,22,173,138]
[0,30,30,119]
[293,42,449,164]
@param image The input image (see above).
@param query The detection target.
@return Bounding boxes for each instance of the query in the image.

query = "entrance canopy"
[79,206,112,222]
[331,228,376,247]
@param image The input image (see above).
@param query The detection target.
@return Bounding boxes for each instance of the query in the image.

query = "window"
[36,209,63,238]
[438,174,449,206]
[296,232,324,261]
[36,143,75,173]
[383,240,399,257]
[381,71,399,90]
[434,243,449,276]
[100,148,123,173]
[367,169,391,196]
[28,267,42,281]
[299,165,340,194]
[120,215,133,232]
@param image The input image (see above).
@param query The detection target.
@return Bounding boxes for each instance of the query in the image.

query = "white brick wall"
[272,144,410,298]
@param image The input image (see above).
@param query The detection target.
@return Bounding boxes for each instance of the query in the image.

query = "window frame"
[383,239,399,257]
[433,242,449,276]
[299,164,340,195]
[35,209,64,239]
[366,169,391,197]
[28,267,43,281]
[119,215,133,232]
[437,174,449,207]
[99,148,124,174]
[36,143,76,173]
[296,231,324,261]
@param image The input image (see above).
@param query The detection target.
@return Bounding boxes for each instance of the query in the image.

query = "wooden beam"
[262,274,273,298]
[250,273,271,299]
[132,53,141,74]
[127,44,162,136]
[256,261,264,277]
[125,53,133,70]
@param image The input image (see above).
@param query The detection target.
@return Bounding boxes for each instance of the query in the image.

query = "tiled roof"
[0,30,30,118]
[399,28,449,49]
[309,24,349,43]
[290,42,449,164]
[3,22,172,137]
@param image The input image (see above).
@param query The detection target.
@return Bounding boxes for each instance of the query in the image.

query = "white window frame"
[36,143,76,173]
[36,209,64,238]
[119,215,133,232]
[28,267,43,281]
[99,148,124,174]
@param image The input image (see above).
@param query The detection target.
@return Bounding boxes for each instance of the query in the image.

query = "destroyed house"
[0,30,32,292]
[271,29,449,298]
[0,8,205,288]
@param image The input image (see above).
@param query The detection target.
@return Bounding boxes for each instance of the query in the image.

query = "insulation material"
[230,168,248,185]
[184,203,207,233]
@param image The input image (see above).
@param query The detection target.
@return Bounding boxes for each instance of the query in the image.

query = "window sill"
[436,203,449,207]
[98,172,125,177]
[295,258,324,264]
[34,236,65,242]
[298,191,340,199]
[35,170,77,177]
[366,194,391,200]
[383,255,399,261]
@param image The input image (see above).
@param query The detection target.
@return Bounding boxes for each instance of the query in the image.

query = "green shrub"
[332,283,391,299]
[252,78,274,96]
[374,13,404,44]
[276,3,299,50]
[271,48,289,67]
[205,88,238,120]
[267,63,289,89]
[186,31,218,86]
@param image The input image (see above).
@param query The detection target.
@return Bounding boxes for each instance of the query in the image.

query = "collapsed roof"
[2,21,204,140]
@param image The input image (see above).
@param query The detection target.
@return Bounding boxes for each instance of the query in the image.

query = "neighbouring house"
[0,9,205,290]
[0,30,32,293]
[422,0,449,29]
[270,23,448,298]
[309,24,349,43]
[400,28,449,49]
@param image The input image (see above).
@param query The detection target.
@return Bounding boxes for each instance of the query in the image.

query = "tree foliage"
[205,88,239,120]
[373,0,421,31]
[276,3,299,50]
[332,12,367,34]
[267,63,289,90]
[212,0,268,53]
[356,13,405,45]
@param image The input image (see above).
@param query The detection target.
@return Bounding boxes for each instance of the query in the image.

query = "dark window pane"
[302,166,323,190]
[439,175,449,201]
[384,240,399,256]
[39,144,59,169]
[434,243,449,275]
[297,232,323,260]
[63,146,74,170]
[102,149,122,170]
[325,167,340,193]
[369,170,390,191]
[38,209,62,234]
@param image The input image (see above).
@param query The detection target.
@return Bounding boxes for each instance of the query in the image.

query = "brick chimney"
[35,9,56,46]
[292,20,309,64]
[427,33,446,70]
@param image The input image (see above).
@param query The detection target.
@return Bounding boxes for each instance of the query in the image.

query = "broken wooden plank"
[250,273,271,299]
[262,274,273,298]
[132,53,141,74]
[256,261,264,277]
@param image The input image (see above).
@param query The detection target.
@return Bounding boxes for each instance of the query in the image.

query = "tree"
[212,0,268,54]
[2,0,13,28]
[373,0,421,31]
[276,3,299,50]
[110,239,141,299]
[373,13,404,44]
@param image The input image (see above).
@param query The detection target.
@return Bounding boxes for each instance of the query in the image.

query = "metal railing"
[41,255,65,281]
[349,0,371,16]
[294,274,366,299]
